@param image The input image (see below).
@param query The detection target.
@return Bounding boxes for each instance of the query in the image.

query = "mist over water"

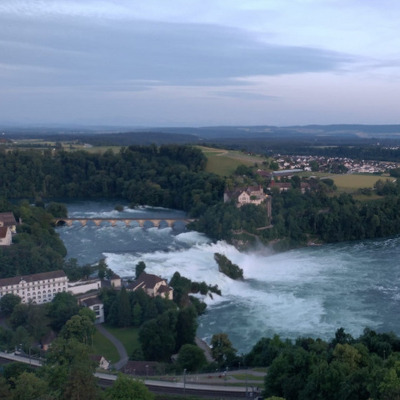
[57,201,400,353]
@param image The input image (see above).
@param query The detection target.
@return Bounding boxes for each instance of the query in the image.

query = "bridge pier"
[54,217,196,228]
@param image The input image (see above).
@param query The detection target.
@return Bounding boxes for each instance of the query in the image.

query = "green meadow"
[196,146,268,176]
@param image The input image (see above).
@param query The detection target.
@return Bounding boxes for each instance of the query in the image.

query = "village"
[272,154,399,174]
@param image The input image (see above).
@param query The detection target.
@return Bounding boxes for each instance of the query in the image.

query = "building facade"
[0,270,68,304]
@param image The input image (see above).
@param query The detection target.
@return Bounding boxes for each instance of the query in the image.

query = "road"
[0,352,262,398]
[95,324,128,370]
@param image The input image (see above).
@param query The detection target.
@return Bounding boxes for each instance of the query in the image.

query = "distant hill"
[2,124,400,146]
[143,124,400,140]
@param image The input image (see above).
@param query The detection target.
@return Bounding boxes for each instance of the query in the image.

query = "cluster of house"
[272,154,400,174]
[0,269,173,326]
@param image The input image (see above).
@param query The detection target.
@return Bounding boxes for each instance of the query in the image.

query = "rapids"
[57,201,400,353]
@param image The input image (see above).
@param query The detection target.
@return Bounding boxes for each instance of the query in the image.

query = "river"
[56,200,400,354]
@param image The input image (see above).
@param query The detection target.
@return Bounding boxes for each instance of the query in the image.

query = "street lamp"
[183,368,187,393]
[145,365,149,379]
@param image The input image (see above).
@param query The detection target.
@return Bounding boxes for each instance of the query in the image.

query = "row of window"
[1,278,67,290]
[0,287,67,298]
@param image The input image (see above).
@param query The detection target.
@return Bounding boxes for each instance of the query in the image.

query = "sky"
[1,0,400,127]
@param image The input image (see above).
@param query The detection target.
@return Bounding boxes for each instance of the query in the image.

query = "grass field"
[102,325,140,359]
[329,174,394,193]
[92,329,120,363]
[196,146,268,176]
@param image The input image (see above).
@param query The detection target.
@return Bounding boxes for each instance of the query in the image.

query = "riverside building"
[0,270,68,304]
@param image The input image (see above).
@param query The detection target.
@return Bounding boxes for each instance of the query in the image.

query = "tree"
[105,374,155,400]
[0,293,21,316]
[310,160,319,172]
[97,258,108,280]
[210,333,237,367]
[139,310,178,361]
[176,306,198,350]
[0,377,12,400]
[177,344,207,372]
[45,337,100,400]
[60,313,95,345]
[25,303,50,342]
[245,335,289,367]
[47,292,80,331]
[117,287,132,327]
[9,304,29,329]
[11,372,49,400]
[45,202,68,218]
[135,261,146,279]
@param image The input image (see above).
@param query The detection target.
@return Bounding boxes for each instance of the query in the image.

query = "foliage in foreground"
[243,328,400,400]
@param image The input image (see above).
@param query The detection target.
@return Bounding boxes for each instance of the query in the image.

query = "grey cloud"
[0,15,354,90]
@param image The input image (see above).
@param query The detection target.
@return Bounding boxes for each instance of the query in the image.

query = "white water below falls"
[57,201,400,353]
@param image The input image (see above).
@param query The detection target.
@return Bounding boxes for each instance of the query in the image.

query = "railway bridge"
[54,217,196,228]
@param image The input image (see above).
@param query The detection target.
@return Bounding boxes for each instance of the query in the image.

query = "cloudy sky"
[1,0,400,127]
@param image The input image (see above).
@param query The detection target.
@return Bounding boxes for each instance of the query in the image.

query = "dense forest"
[0,145,224,217]
[248,327,400,400]
[0,145,225,278]
[193,178,400,250]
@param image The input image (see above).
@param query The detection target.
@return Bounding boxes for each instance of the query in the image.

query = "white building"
[0,270,68,304]
[68,279,101,295]
[81,296,105,324]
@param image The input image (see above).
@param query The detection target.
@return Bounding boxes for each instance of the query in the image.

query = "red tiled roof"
[0,212,16,227]
[158,285,170,293]
[136,272,165,290]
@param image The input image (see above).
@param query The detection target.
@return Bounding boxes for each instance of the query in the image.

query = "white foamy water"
[57,201,400,353]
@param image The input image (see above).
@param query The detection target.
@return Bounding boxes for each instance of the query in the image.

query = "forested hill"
[0,145,224,217]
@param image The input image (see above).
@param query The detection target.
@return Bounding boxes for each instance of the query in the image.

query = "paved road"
[96,324,128,370]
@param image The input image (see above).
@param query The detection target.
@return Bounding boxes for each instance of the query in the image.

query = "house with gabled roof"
[0,212,18,234]
[127,272,173,300]
[91,355,110,370]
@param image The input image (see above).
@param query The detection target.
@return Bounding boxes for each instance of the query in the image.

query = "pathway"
[195,336,214,363]
[96,324,128,370]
